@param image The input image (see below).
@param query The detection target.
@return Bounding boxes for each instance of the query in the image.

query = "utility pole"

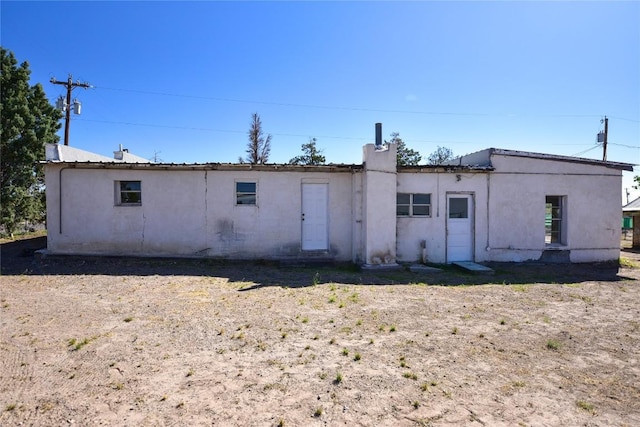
[602,116,608,161]
[50,74,91,146]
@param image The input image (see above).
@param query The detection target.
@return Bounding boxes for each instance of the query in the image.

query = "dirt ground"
[1,237,639,426]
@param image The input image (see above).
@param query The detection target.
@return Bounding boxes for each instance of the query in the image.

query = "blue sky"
[2,1,639,201]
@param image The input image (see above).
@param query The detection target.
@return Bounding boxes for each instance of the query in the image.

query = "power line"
[75,118,481,145]
[572,145,600,157]
[608,116,640,123]
[76,116,640,147]
[97,85,490,117]
[75,118,368,141]
[608,142,640,149]
[97,85,617,120]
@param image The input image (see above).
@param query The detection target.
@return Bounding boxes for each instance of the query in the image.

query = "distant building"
[623,197,640,249]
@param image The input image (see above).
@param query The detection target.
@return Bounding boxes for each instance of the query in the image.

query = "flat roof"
[42,161,363,172]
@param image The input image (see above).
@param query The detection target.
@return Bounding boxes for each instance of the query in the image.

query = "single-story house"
[623,196,640,249]
[43,126,634,265]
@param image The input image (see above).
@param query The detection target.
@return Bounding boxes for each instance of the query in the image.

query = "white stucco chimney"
[361,124,399,268]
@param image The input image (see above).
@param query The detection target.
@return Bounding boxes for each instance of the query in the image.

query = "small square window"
[236,182,256,205]
[411,194,431,217]
[397,193,431,217]
[396,193,410,216]
[448,197,468,219]
[116,181,141,206]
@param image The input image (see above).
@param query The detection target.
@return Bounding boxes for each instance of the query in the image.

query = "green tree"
[243,112,271,164]
[634,175,639,190]
[386,132,421,166]
[427,146,455,165]
[1,47,62,236]
[289,137,326,165]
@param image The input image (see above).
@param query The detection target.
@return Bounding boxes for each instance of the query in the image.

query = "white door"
[302,183,328,251]
[446,194,474,262]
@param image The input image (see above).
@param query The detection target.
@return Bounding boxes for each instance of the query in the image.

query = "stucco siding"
[490,154,624,176]
[44,143,629,264]
[203,171,355,260]
[362,144,398,265]
[396,171,488,264]
[48,168,207,255]
[486,153,623,262]
[46,165,357,261]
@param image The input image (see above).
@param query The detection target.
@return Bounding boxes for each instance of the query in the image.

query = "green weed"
[546,339,561,351]
[403,372,418,380]
[576,400,595,414]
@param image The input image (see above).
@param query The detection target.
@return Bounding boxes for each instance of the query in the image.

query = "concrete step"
[452,261,494,274]
[409,264,443,273]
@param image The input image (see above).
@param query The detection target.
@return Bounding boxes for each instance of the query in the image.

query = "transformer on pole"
[50,74,91,146]
[597,116,608,161]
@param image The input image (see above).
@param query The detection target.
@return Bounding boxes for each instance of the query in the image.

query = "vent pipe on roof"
[375,123,383,149]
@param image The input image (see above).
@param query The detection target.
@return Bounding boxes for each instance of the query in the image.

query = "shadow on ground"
[1,236,637,288]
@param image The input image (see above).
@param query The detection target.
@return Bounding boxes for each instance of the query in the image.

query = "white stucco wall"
[396,171,489,264]
[362,144,398,265]
[202,170,356,260]
[44,145,628,264]
[46,165,358,261]
[485,154,624,262]
[397,154,625,264]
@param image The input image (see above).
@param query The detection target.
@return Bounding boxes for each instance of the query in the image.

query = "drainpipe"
[59,166,68,234]
[486,173,491,253]
[58,165,75,234]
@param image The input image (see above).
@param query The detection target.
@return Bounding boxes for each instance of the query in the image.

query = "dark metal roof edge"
[42,161,363,171]
[490,148,635,171]
[398,165,494,172]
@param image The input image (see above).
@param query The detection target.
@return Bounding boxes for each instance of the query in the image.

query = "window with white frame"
[116,181,141,206]
[236,181,257,205]
[545,195,565,245]
[397,193,431,217]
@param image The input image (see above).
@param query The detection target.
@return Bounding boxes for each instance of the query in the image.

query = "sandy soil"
[1,238,639,426]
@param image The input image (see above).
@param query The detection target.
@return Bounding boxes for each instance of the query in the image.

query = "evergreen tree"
[386,132,421,166]
[1,47,62,236]
[244,113,271,164]
[289,137,326,165]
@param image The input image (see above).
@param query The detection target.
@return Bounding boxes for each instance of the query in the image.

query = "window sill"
[544,244,567,250]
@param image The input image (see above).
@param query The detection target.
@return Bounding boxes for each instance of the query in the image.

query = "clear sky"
[2,1,639,201]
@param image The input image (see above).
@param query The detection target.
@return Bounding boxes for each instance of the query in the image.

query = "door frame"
[445,192,475,263]
[301,182,329,251]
